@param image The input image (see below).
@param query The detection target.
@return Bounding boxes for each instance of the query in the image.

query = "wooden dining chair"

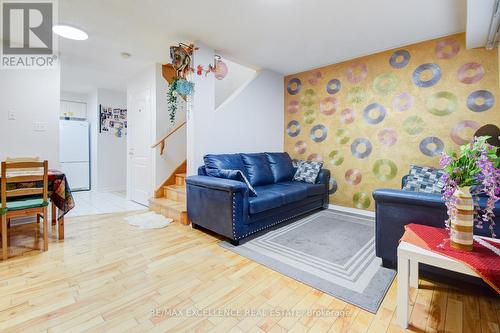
[1,160,49,260]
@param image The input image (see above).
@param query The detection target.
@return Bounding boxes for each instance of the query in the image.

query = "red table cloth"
[401,224,500,294]
[5,169,75,218]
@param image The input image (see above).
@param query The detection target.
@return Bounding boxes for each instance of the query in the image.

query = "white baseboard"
[328,204,375,218]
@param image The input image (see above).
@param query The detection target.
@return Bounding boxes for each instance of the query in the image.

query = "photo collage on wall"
[99,105,127,138]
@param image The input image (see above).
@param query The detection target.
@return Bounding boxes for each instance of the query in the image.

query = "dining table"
[5,169,75,240]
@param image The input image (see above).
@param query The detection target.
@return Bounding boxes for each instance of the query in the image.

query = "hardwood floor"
[0,211,498,333]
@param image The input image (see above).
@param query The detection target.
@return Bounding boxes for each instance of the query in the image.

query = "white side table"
[397,240,493,328]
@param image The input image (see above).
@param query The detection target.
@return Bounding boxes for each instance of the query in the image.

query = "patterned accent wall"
[284,33,499,211]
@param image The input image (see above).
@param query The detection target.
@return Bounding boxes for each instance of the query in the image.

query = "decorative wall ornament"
[392,92,414,112]
[467,90,495,112]
[363,103,386,125]
[284,33,499,210]
[163,43,228,123]
[435,39,460,59]
[326,79,342,95]
[450,120,480,145]
[419,136,445,157]
[426,91,458,116]
[389,50,411,69]
[412,63,442,87]
[457,63,485,84]
[287,120,301,137]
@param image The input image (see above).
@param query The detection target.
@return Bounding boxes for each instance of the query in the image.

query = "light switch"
[33,122,47,132]
[8,110,15,120]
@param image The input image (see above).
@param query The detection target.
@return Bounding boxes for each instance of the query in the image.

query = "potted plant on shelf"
[440,136,499,250]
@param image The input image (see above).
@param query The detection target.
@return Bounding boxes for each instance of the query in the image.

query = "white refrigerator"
[59,120,90,191]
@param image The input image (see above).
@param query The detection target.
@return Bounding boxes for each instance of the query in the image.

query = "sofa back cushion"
[204,154,248,177]
[241,153,275,186]
[265,152,294,183]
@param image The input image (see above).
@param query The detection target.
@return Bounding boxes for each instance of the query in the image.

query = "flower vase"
[450,186,474,251]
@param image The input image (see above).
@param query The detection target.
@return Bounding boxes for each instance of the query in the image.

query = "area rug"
[125,211,172,229]
[220,210,395,313]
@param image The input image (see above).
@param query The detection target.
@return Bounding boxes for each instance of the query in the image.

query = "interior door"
[128,89,152,206]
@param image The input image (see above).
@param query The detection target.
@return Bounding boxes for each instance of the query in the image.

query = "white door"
[127,89,152,206]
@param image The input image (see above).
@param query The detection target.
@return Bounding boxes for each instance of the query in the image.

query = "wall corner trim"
[328,204,375,218]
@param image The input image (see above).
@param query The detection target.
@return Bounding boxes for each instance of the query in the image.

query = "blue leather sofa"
[186,152,330,245]
[373,176,500,268]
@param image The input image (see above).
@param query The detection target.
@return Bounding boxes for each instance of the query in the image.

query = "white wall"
[87,90,99,190]
[85,88,127,192]
[61,91,87,103]
[0,68,60,167]
[187,43,284,175]
[215,59,256,109]
[96,89,127,192]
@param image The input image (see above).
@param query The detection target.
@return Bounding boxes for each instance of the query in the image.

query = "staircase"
[149,168,189,225]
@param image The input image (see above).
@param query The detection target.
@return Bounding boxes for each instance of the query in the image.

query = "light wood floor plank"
[0,211,497,333]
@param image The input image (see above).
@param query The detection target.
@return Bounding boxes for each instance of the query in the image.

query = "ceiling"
[60,0,468,93]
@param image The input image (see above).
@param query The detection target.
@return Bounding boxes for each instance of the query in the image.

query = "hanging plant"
[163,42,226,123]
[167,78,195,124]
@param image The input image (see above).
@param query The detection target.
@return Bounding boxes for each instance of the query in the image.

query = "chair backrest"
[1,160,48,209]
[5,157,42,173]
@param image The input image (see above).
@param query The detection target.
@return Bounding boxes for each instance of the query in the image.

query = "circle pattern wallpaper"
[412,63,442,88]
[326,79,342,95]
[467,90,495,112]
[287,120,301,137]
[284,34,498,210]
[389,50,411,69]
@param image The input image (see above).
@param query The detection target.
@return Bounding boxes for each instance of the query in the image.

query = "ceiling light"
[121,52,132,59]
[52,25,88,40]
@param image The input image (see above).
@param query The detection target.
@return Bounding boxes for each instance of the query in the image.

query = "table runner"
[401,224,500,294]
[5,169,75,218]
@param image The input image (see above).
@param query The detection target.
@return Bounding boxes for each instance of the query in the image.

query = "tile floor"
[66,190,146,217]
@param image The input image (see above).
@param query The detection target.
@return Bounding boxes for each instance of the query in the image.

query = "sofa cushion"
[248,189,284,214]
[241,153,275,187]
[279,181,325,197]
[257,183,308,205]
[205,168,258,197]
[204,154,248,177]
[265,152,295,183]
[293,160,323,184]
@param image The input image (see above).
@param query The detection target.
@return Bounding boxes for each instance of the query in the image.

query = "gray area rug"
[220,210,395,313]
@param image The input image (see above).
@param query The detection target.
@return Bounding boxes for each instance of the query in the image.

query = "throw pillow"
[206,168,258,197]
[293,160,323,184]
[402,165,445,194]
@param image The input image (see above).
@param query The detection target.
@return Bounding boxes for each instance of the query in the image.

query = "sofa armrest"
[186,175,249,241]
[372,189,449,266]
[372,189,444,208]
[316,169,330,185]
[186,175,249,194]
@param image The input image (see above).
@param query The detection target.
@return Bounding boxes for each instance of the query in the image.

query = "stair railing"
[151,121,186,155]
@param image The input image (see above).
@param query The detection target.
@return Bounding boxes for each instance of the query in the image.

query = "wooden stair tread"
[176,173,186,177]
[164,184,185,192]
[149,198,186,212]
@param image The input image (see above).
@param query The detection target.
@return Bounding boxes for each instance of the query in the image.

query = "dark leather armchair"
[373,177,500,268]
